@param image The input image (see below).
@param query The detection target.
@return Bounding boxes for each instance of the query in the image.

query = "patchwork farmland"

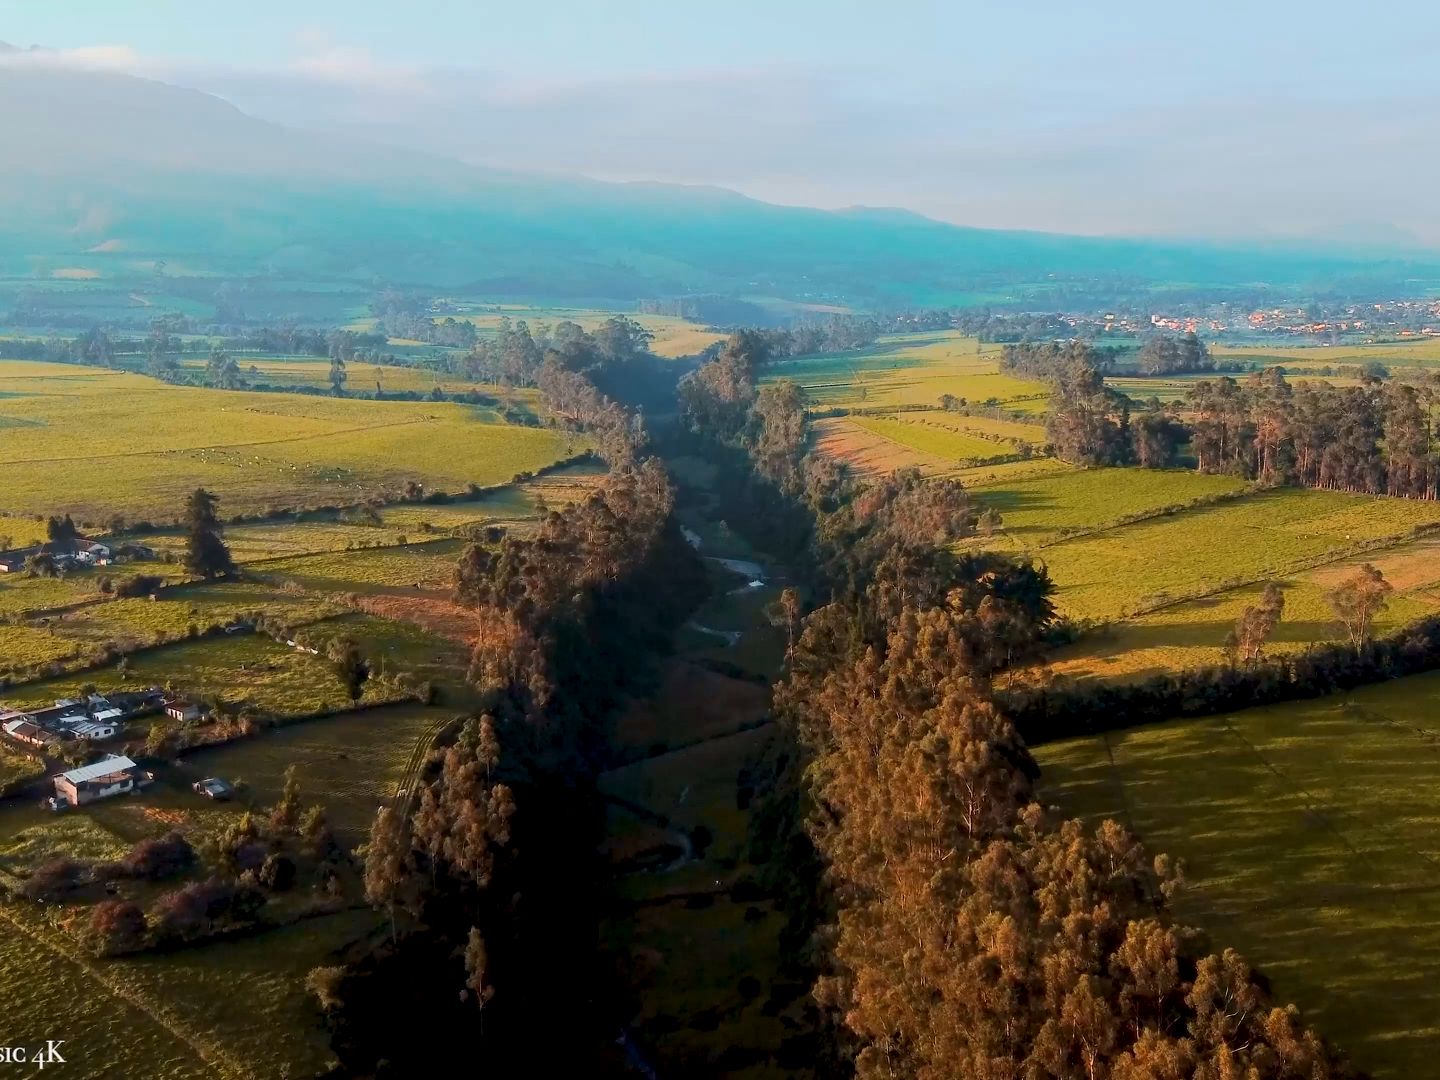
[0,343,612,1076]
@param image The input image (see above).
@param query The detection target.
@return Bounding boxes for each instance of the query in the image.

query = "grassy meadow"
[1036,670,1440,1079]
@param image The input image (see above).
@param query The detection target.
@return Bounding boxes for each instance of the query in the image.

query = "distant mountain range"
[3,55,1438,310]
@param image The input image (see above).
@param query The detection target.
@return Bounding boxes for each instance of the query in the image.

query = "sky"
[4,0,1439,244]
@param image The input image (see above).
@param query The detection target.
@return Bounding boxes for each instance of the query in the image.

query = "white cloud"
[285,30,432,95]
[0,43,154,73]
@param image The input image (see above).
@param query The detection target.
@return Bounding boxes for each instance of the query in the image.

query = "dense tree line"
[778,597,1349,1078]
[1137,331,1214,374]
[460,315,656,389]
[1186,369,1440,496]
[329,366,706,1074]
[1001,338,1121,379]
[1007,611,1440,747]
[675,333,1355,1077]
[375,312,480,348]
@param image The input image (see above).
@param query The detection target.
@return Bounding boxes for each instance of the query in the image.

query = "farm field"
[183,703,450,840]
[1035,670,1440,1079]
[1051,533,1440,679]
[0,907,213,1080]
[0,890,375,1080]
[765,331,1048,410]
[967,466,1250,550]
[789,332,1049,476]
[1,631,356,716]
[0,578,342,681]
[0,361,586,520]
[258,538,466,593]
[1029,486,1440,621]
[133,458,605,564]
[1212,336,1440,371]
[177,355,536,399]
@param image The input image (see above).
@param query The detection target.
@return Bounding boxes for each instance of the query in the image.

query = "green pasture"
[258,538,465,594]
[968,467,1248,550]
[1036,671,1440,1078]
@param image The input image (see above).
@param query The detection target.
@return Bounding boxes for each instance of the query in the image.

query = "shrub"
[21,857,90,902]
[120,831,196,880]
[89,899,148,956]
[151,876,266,941]
[115,574,165,598]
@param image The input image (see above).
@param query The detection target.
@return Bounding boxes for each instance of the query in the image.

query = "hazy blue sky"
[4,1,1439,242]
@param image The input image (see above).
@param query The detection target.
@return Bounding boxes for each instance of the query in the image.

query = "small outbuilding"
[53,755,146,807]
[164,699,202,724]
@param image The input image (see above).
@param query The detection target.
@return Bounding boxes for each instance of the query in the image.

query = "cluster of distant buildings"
[0,538,114,574]
[0,689,168,748]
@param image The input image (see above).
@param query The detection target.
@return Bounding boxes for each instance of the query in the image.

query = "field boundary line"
[0,904,259,1080]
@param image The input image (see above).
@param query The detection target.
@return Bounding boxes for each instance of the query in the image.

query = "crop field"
[1035,670,1440,1079]
[967,467,1249,550]
[1028,487,1440,621]
[1051,533,1440,679]
[1212,336,1440,371]
[901,408,1046,442]
[793,333,1049,477]
[766,332,1048,411]
[851,416,1015,460]
[0,361,585,519]
[259,538,466,594]
[955,456,1076,487]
